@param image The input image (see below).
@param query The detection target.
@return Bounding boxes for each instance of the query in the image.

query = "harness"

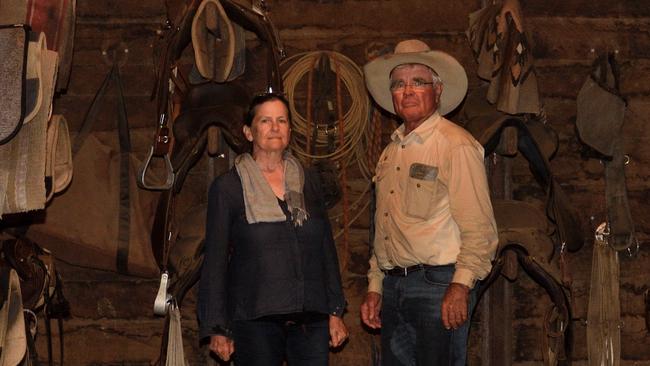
[577,52,633,366]
[146,1,286,364]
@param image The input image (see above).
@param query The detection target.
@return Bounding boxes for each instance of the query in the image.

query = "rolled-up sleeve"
[446,144,498,288]
[197,177,232,340]
[367,253,385,295]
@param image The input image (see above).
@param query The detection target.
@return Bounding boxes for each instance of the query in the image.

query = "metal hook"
[626,236,640,258]
[101,39,129,67]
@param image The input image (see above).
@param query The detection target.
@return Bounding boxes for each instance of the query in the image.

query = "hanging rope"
[282,52,369,169]
[334,62,351,273]
[281,51,378,253]
[305,58,317,164]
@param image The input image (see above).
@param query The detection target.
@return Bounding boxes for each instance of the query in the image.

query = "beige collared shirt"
[368,112,498,293]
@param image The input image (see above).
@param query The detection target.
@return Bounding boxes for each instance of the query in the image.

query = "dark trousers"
[232,314,329,366]
[381,265,477,366]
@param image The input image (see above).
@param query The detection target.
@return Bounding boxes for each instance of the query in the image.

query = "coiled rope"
[281,51,371,172]
[281,51,383,272]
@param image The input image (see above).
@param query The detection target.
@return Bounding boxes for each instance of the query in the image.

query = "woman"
[198,93,348,365]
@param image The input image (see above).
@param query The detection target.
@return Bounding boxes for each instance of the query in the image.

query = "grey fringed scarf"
[234,152,308,226]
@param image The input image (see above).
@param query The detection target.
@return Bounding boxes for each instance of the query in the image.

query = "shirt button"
[396,167,400,171]
[417,183,421,188]
[390,190,394,194]
[384,212,388,217]
[401,145,405,149]
[384,236,389,240]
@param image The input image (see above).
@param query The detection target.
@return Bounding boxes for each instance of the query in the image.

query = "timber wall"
[31,0,650,364]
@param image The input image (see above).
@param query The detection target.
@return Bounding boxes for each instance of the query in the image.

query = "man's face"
[390,64,442,125]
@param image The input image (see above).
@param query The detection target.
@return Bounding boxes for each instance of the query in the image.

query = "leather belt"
[382,264,436,277]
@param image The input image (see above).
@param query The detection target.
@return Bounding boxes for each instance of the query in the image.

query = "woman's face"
[243,99,291,154]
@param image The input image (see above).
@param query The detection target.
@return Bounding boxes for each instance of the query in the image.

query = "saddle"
[150,0,285,306]
[139,0,283,190]
[492,200,555,262]
[461,81,577,364]
[480,199,572,366]
[0,268,26,366]
[173,81,250,169]
[2,238,51,311]
[0,237,69,366]
[147,2,286,364]
[44,114,73,202]
[479,243,572,365]
[463,107,584,253]
[1,31,58,216]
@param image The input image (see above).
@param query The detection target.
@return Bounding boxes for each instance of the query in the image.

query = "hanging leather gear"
[576,53,635,252]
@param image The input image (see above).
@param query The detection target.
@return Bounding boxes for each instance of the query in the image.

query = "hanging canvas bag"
[28,64,161,278]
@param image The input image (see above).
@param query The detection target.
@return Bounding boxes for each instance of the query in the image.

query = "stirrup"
[153,271,172,316]
[137,146,175,190]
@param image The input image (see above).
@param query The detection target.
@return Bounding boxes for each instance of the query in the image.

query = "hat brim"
[364,50,468,116]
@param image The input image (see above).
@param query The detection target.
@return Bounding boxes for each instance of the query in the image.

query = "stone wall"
[31,0,650,364]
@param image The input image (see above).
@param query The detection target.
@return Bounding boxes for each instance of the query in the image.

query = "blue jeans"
[232,314,329,366]
[381,265,477,366]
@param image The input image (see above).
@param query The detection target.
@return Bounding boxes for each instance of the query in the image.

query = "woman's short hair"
[244,92,292,126]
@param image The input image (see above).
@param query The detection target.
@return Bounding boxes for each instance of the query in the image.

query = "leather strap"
[478,244,572,365]
[71,67,113,156]
[47,271,69,366]
[604,140,635,251]
[25,315,40,366]
[113,66,132,274]
[45,307,53,366]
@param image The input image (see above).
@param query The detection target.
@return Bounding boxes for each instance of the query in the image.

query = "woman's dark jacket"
[197,167,346,340]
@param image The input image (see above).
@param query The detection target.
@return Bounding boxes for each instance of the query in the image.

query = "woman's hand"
[209,334,235,361]
[328,315,349,348]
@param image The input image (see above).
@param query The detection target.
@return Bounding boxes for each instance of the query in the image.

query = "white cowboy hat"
[364,39,468,116]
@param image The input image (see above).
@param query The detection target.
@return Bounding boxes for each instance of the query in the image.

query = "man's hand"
[441,282,470,330]
[328,315,349,348]
[360,291,382,329]
[209,334,234,362]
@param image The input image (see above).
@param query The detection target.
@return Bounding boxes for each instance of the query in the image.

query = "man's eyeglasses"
[389,79,437,92]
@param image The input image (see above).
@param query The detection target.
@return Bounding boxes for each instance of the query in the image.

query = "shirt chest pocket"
[404,163,439,219]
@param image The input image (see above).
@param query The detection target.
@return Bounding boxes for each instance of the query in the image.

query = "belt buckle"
[403,267,408,276]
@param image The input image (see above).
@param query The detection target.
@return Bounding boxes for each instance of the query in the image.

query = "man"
[360,39,498,365]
